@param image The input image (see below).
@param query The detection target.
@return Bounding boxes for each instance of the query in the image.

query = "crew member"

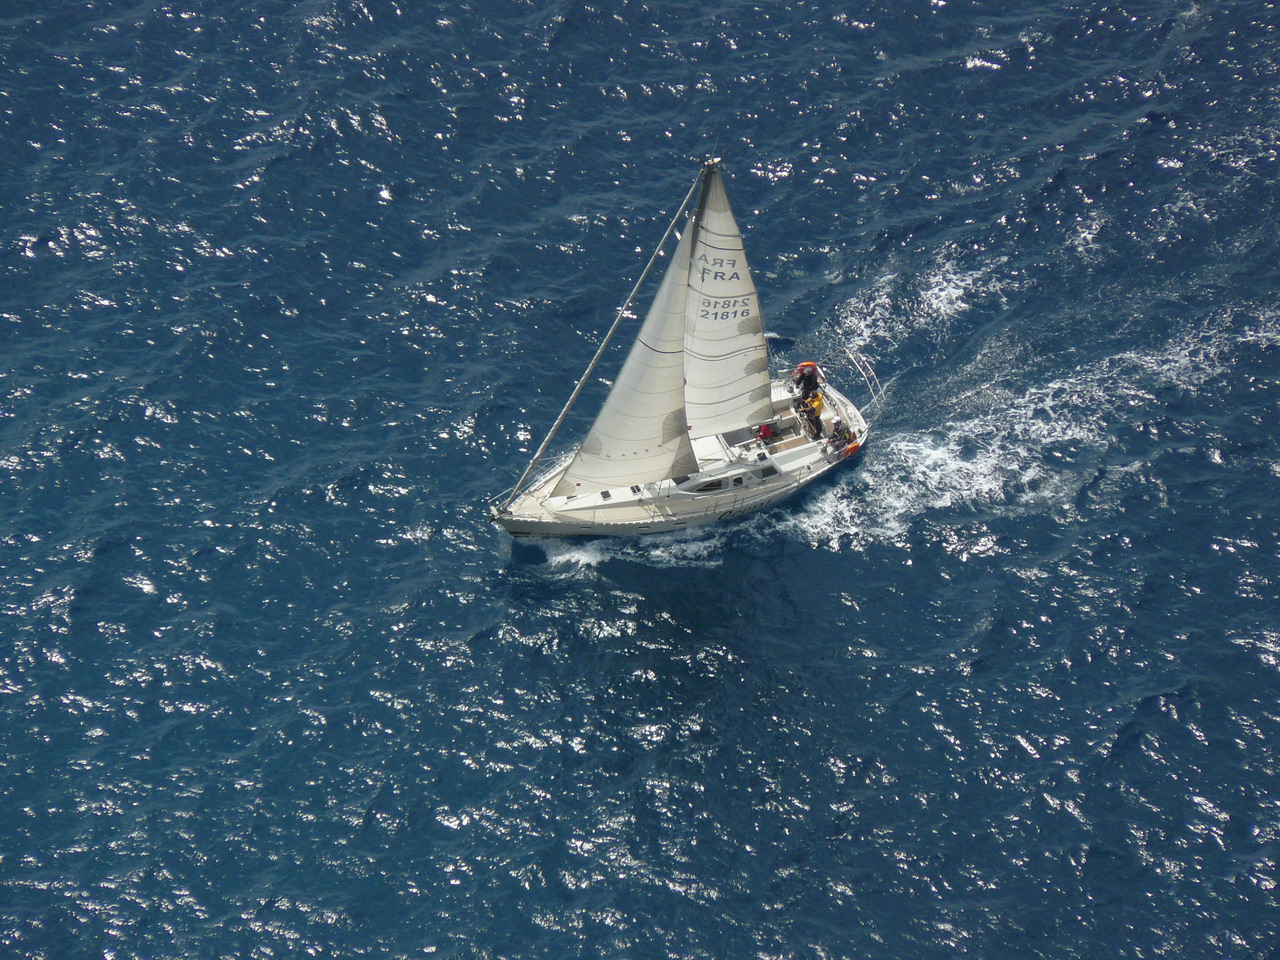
[755,422,776,443]
[792,361,820,399]
[828,418,853,448]
[803,392,824,438]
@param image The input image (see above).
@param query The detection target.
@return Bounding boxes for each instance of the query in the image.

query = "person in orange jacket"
[792,361,820,399]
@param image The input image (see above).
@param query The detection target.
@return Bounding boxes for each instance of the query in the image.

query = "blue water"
[3,1,1279,957]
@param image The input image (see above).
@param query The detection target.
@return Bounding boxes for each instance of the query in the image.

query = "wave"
[537,526,728,570]
[770,308,1262,552]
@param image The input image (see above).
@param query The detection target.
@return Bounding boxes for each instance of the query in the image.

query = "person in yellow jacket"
[802,392,824,438]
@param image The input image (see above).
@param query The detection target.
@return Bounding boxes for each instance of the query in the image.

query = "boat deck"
[494,378,869,537]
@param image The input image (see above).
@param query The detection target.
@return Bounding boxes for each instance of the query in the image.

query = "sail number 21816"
[699,296,753,322]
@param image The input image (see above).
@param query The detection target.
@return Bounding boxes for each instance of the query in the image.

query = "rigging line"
[498,169,704,512]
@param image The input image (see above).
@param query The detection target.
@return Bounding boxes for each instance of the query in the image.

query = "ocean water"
[2,1,1279,957]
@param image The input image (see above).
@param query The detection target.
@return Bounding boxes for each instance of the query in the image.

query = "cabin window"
[672,475,691,485]
[733,477,744,487]
[630,485,641,494]
[600,490,612,500]
[694,479,724,492]
[757,466,779,479]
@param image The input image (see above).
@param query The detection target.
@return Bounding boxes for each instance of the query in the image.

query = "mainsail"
[683,168,773,438]
[546,164,771,498]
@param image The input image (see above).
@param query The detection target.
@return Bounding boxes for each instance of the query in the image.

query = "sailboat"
[490,161,880,538]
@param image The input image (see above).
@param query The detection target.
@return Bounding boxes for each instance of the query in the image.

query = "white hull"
[493,380,867,538]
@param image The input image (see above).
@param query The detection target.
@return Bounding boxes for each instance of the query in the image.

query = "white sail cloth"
[551,225,699,496]
[682,170,773,438]
[549,166,771,497]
